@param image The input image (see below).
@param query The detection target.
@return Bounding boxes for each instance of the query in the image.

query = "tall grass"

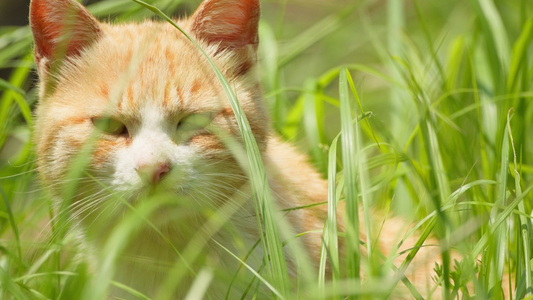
[1,0,533,299]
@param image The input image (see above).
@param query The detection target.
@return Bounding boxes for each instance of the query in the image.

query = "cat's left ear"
[190,0,260,52]
[30,0,103,72]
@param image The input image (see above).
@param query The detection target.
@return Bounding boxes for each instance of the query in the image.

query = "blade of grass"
[507,109,532,296]
[484,105,510,295]
[184,268,214,300]
[471,184,533,258]
[0,184,21,263]
[506,18,533,93]
[466,45,492,185]
[470,0,509,95]
[258,21,285,131]
[345,70,373,269]
[0,265,31,300]
[346,71,380,148]
[318,134,341,291]
[339,68,360,289]
[0,52,33,149]
[413,0,446,88]
[303,79,327,173]
[213,240,284,299]
[110,282,151,300]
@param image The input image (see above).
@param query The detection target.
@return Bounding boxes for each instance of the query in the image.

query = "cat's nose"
[136,162,171,185]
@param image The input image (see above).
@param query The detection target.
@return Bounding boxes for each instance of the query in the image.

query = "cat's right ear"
[190,0,260,52]
[30,0,102,73]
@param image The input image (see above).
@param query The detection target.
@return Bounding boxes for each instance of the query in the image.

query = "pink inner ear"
[191,0,260,49]
[30,0,102,67]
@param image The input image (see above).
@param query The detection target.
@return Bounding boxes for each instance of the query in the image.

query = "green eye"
[177,113,213,131]
[92,117,129,137]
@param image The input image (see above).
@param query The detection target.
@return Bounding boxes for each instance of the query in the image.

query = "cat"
[30,0,451,299]
[30,0,332,298]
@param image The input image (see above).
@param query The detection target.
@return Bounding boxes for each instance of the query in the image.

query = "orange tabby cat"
[30,0,447,298]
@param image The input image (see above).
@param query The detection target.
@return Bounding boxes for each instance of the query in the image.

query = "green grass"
[1,0,533,299]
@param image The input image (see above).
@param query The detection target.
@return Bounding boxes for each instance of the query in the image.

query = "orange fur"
[30,0,454,299]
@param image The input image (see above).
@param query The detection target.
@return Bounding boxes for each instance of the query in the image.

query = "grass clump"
[1,0,533,299]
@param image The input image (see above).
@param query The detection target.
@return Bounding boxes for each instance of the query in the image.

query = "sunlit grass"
[1,0,533,299]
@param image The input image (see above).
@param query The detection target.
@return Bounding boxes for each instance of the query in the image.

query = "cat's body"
[30,0,449,299]
[30,0,331,297]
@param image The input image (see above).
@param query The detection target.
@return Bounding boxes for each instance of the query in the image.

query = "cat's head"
[30,0,268,224]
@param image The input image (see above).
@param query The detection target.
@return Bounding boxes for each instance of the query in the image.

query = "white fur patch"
[111,104,196,193]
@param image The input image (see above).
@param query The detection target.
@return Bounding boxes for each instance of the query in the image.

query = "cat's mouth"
[124,183,186,205]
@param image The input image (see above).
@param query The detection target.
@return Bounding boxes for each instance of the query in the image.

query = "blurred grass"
[1,0,533,299]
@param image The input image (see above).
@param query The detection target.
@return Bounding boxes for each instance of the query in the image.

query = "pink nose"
[136,162,171,184]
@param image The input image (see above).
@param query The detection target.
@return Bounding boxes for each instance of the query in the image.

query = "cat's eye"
[177,113,213,131]
[92,117,129,137]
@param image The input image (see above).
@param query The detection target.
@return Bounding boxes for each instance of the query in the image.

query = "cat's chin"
[79,188,205,244]
[125,186,181,203]
[117,186,201,215]
[109,176,191,203]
